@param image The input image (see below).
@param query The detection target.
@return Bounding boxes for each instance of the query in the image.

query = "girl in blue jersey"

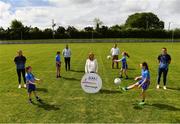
[56,51,61,78]
[114,52,129,79]
[122,62,150,105]
[25,66,41,103]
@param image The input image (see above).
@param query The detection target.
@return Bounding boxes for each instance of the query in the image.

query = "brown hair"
[162,47,167,51]
[124,52,130,58]
[26,66,32,72]
[88,52,94,60]
[142,62,149,70]
[57,51,60,54]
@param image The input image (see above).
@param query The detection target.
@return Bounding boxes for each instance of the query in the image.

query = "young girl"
[25,66,41,103]
[114,52,129,79]
[56,51,61,78]
[122,62,150,105]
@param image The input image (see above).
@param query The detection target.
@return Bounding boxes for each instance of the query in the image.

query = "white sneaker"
[156,85,160,89]
[163,86,167,90]
[24,84,26,88]
[18,85,21,89]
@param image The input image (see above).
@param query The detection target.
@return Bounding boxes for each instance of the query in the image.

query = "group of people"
[14,45,71,103]
[56,44,72,78]
[110,44,171,105]
[14,43,171,105]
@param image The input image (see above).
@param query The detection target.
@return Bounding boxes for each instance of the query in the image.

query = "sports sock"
[125,87,129,90]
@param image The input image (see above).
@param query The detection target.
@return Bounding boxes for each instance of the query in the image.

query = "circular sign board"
[81,73,102,93]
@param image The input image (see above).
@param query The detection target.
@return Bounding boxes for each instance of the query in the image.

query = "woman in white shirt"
[85,52,98,73]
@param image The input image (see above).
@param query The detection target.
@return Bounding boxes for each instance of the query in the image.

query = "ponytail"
[124,52,130,58]
[142,62,149,70]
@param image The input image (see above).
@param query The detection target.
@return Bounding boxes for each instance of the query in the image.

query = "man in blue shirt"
[14,50,26,88]
[157,47,171,90]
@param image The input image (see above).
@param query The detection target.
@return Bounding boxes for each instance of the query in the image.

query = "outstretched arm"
[134,76,142,81]
[27,80,36,85]
[114,59,121,62]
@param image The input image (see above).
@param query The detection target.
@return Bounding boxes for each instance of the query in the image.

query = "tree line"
[0,12,180,40]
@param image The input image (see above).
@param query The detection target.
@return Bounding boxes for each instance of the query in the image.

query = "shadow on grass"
[62,76,80,81]
[32,100,60,111]
[132,102,144,110]
[128,68,136,70]
[167,87,180,91]
[36,88,48,93]
[133,102,180,111]
[70,69,84,73]
[151,103,180,111]
[99,89,122,94]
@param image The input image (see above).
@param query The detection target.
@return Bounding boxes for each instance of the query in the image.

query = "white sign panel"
[81,73,102,93]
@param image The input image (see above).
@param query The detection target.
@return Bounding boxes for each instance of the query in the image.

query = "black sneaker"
[29,99,33,104]
[36,97,42,102]
[125,76,129,80]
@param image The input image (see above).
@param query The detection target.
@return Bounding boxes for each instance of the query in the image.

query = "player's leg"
[28,92,33,103]
[22,69,26,88]
[119,68,123,78]
[116,55,119,69]
[122,82,139,91]
[68,57,71,70]
[139,90,146,105]
[163,69,168,89]
[17,69,21,88]
[112,56,115,69]
[139,81,149,105]
[59,64,61,77]
[124,69,128,79]
[56,66,59,78]
[157,68,163,89]
[33,91,41,101]
[64,58,68,71]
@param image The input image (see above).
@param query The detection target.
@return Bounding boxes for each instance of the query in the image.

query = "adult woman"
[157,47,171,90]
[14,50,27,88]
[85,52,98,73]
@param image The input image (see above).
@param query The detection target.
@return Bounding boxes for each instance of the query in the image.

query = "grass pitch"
[0,42,179,123]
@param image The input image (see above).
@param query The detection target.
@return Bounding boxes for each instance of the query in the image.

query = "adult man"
[110,43,120,69]
[14,50,27,88]
[62,44,71,71]
[157,47,171,90]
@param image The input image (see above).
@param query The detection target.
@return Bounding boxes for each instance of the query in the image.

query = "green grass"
[0,43,180,123]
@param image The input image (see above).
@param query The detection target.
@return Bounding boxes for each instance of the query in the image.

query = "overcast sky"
[0,0,180,29]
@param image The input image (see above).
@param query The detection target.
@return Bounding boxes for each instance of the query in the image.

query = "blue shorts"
[27,84,36,93]
[138,80,150,90]
[122,63,128,69]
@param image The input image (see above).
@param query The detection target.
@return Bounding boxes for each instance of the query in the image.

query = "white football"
[114,78,121,85]
[107,55,112,59]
